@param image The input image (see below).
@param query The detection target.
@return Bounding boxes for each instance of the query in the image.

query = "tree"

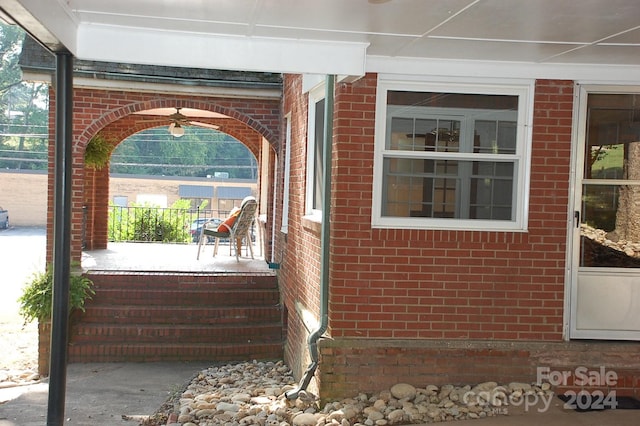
[110,127,257,178]
[614,140,640,242]
[0,22,49,170]
[0,23,23,100]
[1,23,256,176]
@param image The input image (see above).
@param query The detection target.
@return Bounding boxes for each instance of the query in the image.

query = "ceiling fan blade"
[189,121,220,130]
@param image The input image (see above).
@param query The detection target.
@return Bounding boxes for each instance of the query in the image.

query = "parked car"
[0,206,8,229]
[190,218,221,243]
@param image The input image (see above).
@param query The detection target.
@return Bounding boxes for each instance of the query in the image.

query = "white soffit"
[76,23,368,76]
[5,0,640,79]
[368,56,640,83]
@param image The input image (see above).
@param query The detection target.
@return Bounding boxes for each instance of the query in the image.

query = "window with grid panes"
[373,82,532,231]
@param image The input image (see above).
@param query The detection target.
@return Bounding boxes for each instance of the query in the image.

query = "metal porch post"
[47,51,74,426]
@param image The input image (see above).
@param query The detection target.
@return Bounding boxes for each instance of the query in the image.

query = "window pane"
[581,93,640,267]
[383,158,458,218]
[313,98,325,210]
[383,158,514,219]
[498,121,517,154]
[378,86,525,228]
[429,121,460,152]
[474,120,517,154]
[584,102,640,180]
[388,91,518,110]
[469,162,514,220]
[388,117,461,152]
[580,184,640,268]
[387,118,460,152]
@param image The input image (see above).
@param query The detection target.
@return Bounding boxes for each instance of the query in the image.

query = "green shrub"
[108,199,192,243]
[18,266,95,324]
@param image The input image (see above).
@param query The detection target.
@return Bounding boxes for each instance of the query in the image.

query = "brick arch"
[97,115,263,160]
[64,88,281,258]
[77,97,278,155]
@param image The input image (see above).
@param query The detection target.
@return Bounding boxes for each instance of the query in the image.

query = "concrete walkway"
[0,362,211,426]
[461,400,640,425]
[1,362,639,426]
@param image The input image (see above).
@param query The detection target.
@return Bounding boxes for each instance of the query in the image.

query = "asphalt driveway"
[0,227,46,324]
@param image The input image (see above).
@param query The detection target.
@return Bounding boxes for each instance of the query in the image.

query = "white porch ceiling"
[2,0,640,77]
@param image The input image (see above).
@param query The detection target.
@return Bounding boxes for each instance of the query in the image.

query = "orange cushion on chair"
[217,207,240,232]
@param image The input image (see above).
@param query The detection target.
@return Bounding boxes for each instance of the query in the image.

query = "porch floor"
[81,241,273,274]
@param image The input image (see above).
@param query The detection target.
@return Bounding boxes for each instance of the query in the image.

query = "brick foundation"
[317,338,640,401]
[37,321,50,376]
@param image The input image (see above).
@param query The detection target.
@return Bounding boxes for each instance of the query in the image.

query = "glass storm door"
[571,87,640,340]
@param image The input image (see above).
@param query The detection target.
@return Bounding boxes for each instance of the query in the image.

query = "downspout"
[47,51,74,426]
[286,74,335,399]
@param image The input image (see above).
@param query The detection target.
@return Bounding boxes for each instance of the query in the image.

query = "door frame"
[567,83,640,341]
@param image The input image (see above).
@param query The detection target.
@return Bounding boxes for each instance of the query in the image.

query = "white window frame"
[305,84,326,221]
[281,114,291,233]
[372,79,534,231]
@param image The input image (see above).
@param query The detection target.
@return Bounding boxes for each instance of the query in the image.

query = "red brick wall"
[47,89,86,263]
[278,74,322,381]
[326,77,572,342]
[46,87,280,262]
[278,76,596,396]
[83,166,110,250]
[318,338,640,400]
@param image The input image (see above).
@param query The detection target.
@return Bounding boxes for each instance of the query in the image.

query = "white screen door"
[571,86,640,340]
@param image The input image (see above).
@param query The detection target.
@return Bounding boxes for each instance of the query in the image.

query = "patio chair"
[196,196,258,262]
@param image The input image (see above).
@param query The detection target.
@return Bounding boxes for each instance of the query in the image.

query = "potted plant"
[18,265,95,375]
[84,133,112,170]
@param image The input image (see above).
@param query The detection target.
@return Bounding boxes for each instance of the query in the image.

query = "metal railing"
[108,206,227,243]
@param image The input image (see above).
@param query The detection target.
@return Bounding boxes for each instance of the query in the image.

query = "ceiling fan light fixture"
[169,122,185,138]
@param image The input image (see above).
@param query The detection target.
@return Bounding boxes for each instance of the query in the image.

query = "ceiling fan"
[167,108,220,137]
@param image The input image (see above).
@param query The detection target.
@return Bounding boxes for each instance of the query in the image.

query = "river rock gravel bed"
[160,360,555,426]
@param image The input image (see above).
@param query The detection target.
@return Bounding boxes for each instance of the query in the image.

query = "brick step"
[78,305,282,325]
[71,323,283,344]
[60,272,285,366]
[88,273,278,291]
[67,341,284,363]
[90,288,280,307]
